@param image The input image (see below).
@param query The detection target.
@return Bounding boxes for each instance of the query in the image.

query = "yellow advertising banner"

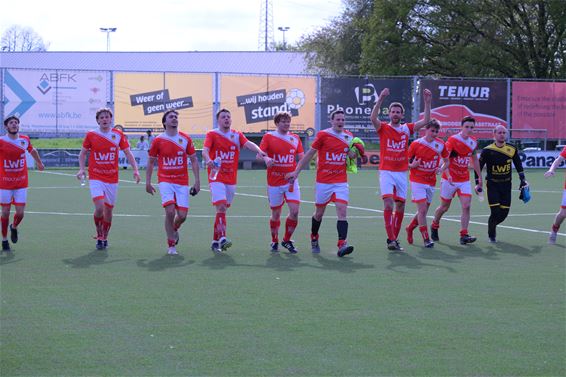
[220,74,316,135]
[114,72,213,134]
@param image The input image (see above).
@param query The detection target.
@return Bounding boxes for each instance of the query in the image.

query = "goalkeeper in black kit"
[476,125,528,243]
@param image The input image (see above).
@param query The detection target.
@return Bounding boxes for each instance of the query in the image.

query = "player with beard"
[146,110,201,255]
[371,88,432,251]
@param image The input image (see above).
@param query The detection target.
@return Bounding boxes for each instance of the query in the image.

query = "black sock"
[488,207,500,238]
[311,216,322,237]
[337,220,348,240]
[497,208,509,225]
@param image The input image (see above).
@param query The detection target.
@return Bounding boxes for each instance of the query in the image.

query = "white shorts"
[89,180,118,208]
[379,170,408,202]
[561,189,566,209]
[209,182,236,207]
[267,180,301,209]
[411,181,435,204]
[0,188,27,206]
[439,179,472,202]
[158,182,189,210]
[315,182,349,207]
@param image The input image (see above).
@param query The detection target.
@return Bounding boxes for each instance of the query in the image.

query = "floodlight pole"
[278,26,290,50]
[100,27,117,52]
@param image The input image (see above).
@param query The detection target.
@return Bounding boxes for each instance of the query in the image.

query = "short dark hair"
[162,110,179,126]
[216,108,231,119]
[95,107,113,120]
[3,115,19,126]
[274,111,291,124]
[330,109,345,120]
[461,116,476,126]
[426,119,441,130]
[389,102,405,114]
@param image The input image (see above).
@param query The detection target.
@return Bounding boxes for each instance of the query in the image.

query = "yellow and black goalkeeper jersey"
[479,142,524,183]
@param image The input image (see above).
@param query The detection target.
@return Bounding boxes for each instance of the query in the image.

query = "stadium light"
[100,27,117,52]
[278,26,290,50]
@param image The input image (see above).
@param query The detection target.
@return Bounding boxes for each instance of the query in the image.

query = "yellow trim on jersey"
[484,143,516,158]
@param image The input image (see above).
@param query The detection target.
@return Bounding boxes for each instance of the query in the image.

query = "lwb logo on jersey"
[217,151,235,161]
[273,154,294,164]
[94,152,116,162]
[326,152,347,162]
[387,139,407,150]
[3,156,25,170]
[163,156,184,166]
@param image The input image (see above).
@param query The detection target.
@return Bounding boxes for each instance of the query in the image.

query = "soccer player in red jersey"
[286,110,357,257]
[544,145,566,245]
[370,88,432,251]
[430,116,482,245]
[405,120,450,248]
[76,108,140,250]
[145,110,201,255]
[0,116,45,252]
[259,111,304,254]
[202,108,271,253]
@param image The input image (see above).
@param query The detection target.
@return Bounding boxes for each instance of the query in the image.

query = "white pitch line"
[35,170,565,237]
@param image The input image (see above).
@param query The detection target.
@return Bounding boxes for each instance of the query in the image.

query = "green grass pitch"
[1,168,564,376]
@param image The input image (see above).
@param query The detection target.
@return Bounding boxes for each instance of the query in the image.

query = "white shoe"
[548,231,557,245]
[211,240,222,253]
[167,246,178,255]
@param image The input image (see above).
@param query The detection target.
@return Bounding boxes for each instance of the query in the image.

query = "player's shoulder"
[344,130,354,138]
[19,134,31,142]
[178,131,192,141]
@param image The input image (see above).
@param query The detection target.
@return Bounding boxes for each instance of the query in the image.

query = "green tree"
[300,0,565,78]
[297,0,374,75]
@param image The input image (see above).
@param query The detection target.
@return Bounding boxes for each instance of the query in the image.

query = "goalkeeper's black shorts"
[486,180,512,208]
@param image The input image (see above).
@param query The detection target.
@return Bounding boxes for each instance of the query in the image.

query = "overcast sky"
[0,0,343,51]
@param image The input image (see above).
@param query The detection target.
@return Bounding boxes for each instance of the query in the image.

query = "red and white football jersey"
[442,133,478,183]
[83,129,130,184]
[149,132,196,185]
[377,122,414,171]
[408,137,448,186]
[204,129,249,185]
[260,131,304,186]
[0,134,33,190]
[311,128,354,184]
[560,146,566,189]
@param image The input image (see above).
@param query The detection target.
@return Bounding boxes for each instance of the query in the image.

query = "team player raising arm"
[370,88,432,251]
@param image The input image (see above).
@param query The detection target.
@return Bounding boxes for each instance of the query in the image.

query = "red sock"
[214,213,227,240]
[269,219,280,243]
[419,225,429,241]
[12,213,23,227]
[552,224,560,232]
[384,209,395,240]
[102,221,112,240]
[460,229,468,237]
[168,239,176,247]
[337,239,346,248]
[408,217,418,231]
[431,220,440,230]
[1,215,8,239]
[311,233,319,241]
[94,215,104,239]
[393,210,404,239]
[283,218,298,242]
